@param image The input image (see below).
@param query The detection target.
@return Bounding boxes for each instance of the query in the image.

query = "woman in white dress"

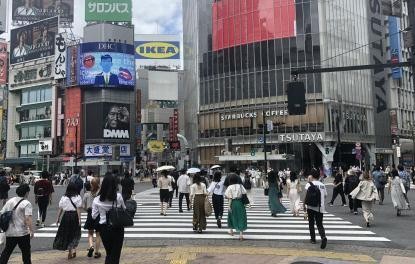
[286,171,301,216]
[388,169,409,216]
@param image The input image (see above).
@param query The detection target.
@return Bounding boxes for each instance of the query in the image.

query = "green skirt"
[269,185,286,214]
[227,199,247,232]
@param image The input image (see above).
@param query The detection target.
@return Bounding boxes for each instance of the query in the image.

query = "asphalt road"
[2,180,415,253]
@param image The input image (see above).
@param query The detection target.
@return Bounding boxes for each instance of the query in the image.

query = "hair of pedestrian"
[193,173,202,185]
[0,170,5,177]
[229,166,238,173]
[41,171,49,179]
[84,181,91,192]
[268,171,278,184]
[397,165,404,171]
[391,169,399,177]
[99,173,118,202]
[362,172,371,180]
[228,173,240,185]
[290,171,297,182]
[124,171,130,178]
[374,166,380,171]
[73,167,80,175]
[65,182,79,198]
[90,177,100,196]
[310,169,320,179]
[180,169,186,174]
[160,170,168,178]
[87,170,93,176]
[213,171,222,182]
[16,184,30,197]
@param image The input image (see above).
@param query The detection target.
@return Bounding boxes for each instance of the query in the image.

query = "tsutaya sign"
[278,133,324,143]
[220,109,288,121]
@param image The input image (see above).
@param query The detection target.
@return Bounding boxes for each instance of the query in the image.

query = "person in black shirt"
[329,173,347,206]
[120,172,135,202]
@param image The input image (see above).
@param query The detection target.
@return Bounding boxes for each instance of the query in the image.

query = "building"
[183,0,414,173]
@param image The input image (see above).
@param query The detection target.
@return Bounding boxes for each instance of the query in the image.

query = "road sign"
[396,146,401,158]
[266,120,274,132]
[355,142,361,150]
[250,149,256,156]
[258,136,264,144]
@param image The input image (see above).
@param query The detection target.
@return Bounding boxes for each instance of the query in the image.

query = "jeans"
[330,185,346,205]
[377,187,385,203]
[212,194,224,220]
[37,196,49,222]
[0,235,31,264]
[99,225,124,264]
[307,209,326,241]
[179,193,190,211]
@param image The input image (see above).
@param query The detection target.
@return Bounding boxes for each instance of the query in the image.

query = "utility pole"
[262,110,267,176]
[408,0,415,166]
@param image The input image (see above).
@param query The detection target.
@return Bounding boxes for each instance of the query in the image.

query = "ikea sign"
[135,41,180,60]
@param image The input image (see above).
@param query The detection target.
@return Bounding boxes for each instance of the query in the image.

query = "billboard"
[0,0,6,33]
[10,17,59,65]
[0,42,7,85]
[212,0,296,51]
[79,42,135,88]
[9,63,52,88]
[135,34,181,67]
[85,103,131,140]
[64,87,81,154]
[85,0,132,22]
[389,16,402,79]
[84,144,130,157]
[12,0,74,23]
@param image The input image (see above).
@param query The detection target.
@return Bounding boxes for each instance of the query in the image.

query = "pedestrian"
[397,165,411,197]
[344,169,361,214]
[242,171,253,206]
[207,171,225,228]
[0,184,33,264]
[0,170,10,206]
[158,170,172,216]
[91,173,126,264]
[53,182,82,260]
[34,171,54,228]
[304,169,328,249]
[267,171,286,217]
[411,166,415,185]
[224,173,248,240]
[329,172,347,207]
[124,192,137,218]
[69,168,84,195]
[372,166,387,205]
[177,169,191,213]
[172,171,180,198]
[286,171,301,216]
[121,171,135,202]
[190,173,208,233]
[82,178,101,259]
[350,172,379,227]
[168,172,175,208]
[151,172,157,188]
[388,169,410,216]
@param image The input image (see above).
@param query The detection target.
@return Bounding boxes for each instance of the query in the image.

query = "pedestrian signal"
[287,81,306,115]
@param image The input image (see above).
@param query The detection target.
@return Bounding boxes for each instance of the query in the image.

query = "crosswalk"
[35,188,390,242]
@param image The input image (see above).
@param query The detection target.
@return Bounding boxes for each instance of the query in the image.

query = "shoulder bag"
[106,199,133,228]
[240,185,250,205]
[0,199,24,232]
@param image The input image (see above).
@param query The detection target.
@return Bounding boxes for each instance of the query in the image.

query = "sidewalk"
[8,246,415,264]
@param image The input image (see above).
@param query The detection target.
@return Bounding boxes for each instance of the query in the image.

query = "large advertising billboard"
[135,34,181,67]
[389,16,402,80]
[10,17,59,65]
[85,103,131,140]
[64,87,82,155]
[12,0,74,23]
[0,42,7,85]
[0,0,7,34]
[85,0,132,22]
[212,0,296,51]
[79,42,135,88]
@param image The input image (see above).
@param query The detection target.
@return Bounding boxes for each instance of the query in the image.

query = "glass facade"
[21,86,52,105]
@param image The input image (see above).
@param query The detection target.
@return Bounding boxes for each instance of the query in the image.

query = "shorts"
[160,189,170,202]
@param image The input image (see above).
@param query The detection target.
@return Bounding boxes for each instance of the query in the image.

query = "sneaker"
[87,247,94,258]
[310,239,316,244]
[217,219,222,228]
[329,203,333,207]
[320,237,327,249]
[40,223,45,228]
[342,204,348,207]
[366,222,370,228]
[354,211,358,215]
[36,220,40,226]
[179,210,183,213]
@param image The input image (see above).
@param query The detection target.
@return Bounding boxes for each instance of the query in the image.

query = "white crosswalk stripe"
[35,188,390,242]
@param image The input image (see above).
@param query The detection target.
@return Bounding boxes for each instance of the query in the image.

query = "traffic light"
[287,81,306,115]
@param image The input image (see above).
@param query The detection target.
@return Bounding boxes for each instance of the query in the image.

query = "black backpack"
[0,199,25,232]
[305,182,321,208]
[243,177,252,190]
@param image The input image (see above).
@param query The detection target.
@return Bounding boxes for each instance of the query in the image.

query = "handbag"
[264,188,269,196]
[204,196,213,217]
[106,200,133,228]
[240,185,250,205]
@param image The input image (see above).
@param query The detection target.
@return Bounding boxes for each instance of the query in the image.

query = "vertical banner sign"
[367,0,392,149]
[85,0,132,22]
[389,16,402,79]
[54,33,67,80]
[0,42,7,85]
[64,87,82,154]
[66,45,79,86]
[169,117,174,142]
[173,109,179,141]
[0,0,7,34]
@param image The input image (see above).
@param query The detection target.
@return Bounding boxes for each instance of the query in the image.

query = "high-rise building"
[183,0,414,172]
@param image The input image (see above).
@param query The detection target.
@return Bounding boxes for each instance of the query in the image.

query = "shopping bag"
[204,196,213,217]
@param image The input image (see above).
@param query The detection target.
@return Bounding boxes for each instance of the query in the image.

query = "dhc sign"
[135,41,180,60]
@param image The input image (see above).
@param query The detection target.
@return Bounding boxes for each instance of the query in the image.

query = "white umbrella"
[156,165,175,172]
[3,167,12,172]
[187,168,201,174]
[210,165,222,170]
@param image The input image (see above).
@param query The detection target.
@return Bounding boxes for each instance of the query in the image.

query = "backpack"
[0,199,25,232]
[304,182,321,208]
[379,173,387,185]
[69,175,84,193]
[243,178,252,190]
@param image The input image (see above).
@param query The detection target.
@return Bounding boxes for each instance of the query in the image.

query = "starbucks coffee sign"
[220,109,288,121]
[278,133,324,143]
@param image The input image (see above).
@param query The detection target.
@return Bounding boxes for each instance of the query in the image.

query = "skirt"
[160,189,170,202]
[53,211,81,251]
[227,199,247,232]
[192,194,207,230]
[83,208,100,232]
[269,186,286,214]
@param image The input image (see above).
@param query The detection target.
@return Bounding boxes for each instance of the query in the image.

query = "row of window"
[20,125,51,140]
[19,106,52,123]
[20,143,38,157]
[21,87,52,105]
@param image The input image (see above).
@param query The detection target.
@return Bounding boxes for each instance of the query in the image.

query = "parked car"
[21,170,42,185]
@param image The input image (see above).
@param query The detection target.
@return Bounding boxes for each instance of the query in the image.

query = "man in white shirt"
[304,169,328,249]
[177,170,191,212]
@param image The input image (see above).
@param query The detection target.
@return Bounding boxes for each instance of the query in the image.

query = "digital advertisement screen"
[12,0,74,23]
[79,42,135,88]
